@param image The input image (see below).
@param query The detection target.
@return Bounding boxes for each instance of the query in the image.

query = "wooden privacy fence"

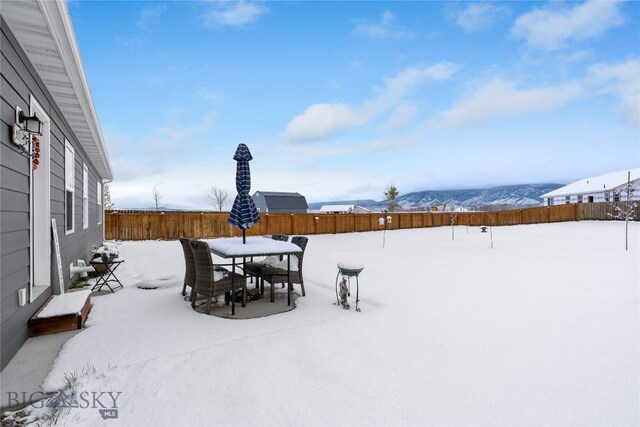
[104,202,638,241]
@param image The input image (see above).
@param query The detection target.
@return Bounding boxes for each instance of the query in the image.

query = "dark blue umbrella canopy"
[228,144,260,236]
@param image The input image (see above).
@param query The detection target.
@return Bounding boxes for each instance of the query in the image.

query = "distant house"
[1,1,113,369]
[541,168,640,206]
[319,205,371,214]
[252,191,308,213]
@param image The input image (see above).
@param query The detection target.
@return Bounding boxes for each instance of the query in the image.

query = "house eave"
[2,0,113,180]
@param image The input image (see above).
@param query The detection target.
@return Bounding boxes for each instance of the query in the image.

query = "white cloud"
[587,59,640,126]
[437,78,586,127]
[384,103,420,130]
[453,3,511,33]
[137,4,167,32]
[196,83,226,104]
[285,63,458,142]
[558,49,594,65]
[201,1,268,28]
[106,111,218,184]
[372,63,458,110]
[511,0,625,51]
[366,134,422,153]
[285,104,370,143]
[352,10,413,39]
[115,4,167,47]
[110,162,237,210]
[435,59,639,127]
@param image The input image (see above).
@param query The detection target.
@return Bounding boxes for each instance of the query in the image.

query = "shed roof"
[254,191,308,210]
[257,191,306,198]
[541,168,640,198]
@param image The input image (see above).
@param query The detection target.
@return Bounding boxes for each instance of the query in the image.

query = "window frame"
[82,163,89,229]
[64,140,75,235]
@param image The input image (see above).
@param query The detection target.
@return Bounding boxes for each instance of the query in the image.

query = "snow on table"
[203,236,302,257]
[35,290,91,318]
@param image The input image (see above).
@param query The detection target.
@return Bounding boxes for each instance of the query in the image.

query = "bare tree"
[384,184,400,212]
[206,186,230,211]
[608,178,637,251]
[152,186,163,210]
[104,183,115,210]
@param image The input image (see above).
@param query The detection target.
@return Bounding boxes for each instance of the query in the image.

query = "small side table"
[90,258,125,293]
[335,262,364,312]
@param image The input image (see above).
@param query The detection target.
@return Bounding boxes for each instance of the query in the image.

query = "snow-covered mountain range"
[308,183,564,211]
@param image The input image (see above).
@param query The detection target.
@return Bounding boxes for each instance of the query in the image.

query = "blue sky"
[68,0,640,209]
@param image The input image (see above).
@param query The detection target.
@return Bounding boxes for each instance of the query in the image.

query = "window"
[565,196,570,204]
[82,163,89,229]
[577,194,583,204]
[64,140,75,234]
[97,181,103,225]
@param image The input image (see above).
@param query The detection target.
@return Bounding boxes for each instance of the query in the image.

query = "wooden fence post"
[115,212,120,241]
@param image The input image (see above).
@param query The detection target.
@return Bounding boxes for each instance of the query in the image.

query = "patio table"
[203,237,302,315]
[89,258,125,293]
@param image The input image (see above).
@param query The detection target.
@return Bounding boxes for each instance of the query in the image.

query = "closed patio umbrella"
[228,143,260,243]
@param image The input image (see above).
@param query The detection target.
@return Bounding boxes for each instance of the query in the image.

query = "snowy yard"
[15,222,640,425]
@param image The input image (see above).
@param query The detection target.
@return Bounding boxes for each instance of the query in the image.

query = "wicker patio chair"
[259,236,308,302]
[179,237,196,297]
[244,234,289,289]
[189,240,247,314]
[179,237,232,299]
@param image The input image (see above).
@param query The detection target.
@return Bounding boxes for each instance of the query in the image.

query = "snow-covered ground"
[12,222,640,425]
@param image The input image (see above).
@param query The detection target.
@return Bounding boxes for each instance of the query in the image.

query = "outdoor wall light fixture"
[12,107,43,159]
[19,110,43,134]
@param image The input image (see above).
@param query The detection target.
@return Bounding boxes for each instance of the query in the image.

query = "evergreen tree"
[384,184,400,212]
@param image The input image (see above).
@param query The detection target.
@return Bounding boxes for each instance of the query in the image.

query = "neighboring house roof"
[318,205,372,213]
[2,0,113,180]
[541,168,640,198]
[320,205,355,212]
[254,191,308,211]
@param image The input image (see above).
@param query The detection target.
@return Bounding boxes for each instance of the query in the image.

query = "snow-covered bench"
[28,290,92,336]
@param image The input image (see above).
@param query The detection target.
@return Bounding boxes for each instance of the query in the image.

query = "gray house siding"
[1,18,105,370]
